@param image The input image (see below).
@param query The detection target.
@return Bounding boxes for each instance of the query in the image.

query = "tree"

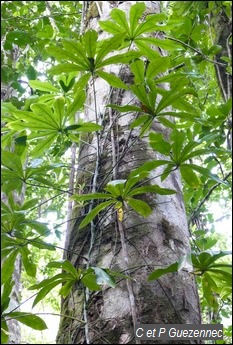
[54,1,201,343]
[1,1,231,344]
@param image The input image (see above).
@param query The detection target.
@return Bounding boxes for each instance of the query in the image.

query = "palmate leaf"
[13,110,58,131]
[6,312,47,330]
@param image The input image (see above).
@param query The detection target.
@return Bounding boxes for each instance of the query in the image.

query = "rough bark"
[57,2,201,344]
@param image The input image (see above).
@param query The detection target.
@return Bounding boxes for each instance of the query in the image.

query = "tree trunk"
[57,2,201,344]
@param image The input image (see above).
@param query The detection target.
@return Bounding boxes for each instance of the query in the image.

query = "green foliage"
[71,172,176,228]
[1,0,232,342]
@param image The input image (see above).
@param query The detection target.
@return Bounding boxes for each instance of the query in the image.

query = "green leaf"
[26,66,37,80]
[59,279,75,297]
[47,260,79,278]
[30,134,57,157]
[126,197,152,217]
[129,160,169,178]
[1,250,19,285]
[83,30,98,58]
[130,115,150,129]
[142,37,183,51]
[95,34,125,67]
[180,166,200,188]
[183,164,229,185]
[156,85,193,114]
[65,122,102,133]
[79,200,115,229]
[123,172,148,196]
[66,90,86,119]
[128,185,176,197]
[98,51,142,69]
[107,104,141,113]
[130,59,145,84]
[8,312,47,330]
[149,132,171,155]
[134,14,167,36]
[148,262,179,281]
[32,278,67,307]
[92,267,116,288]
[170,129,186,162]
[1,319,8,344]
[129,2,146,37]
[54,97,65,128]
[81,269,101,291]
[146,57,170,79]
[1,280,14,313]
[96,71,128,90]
[61,40,90,67]
[48,63,84,75]
[1,150,24,178]
[99,20,124,34]
[131,84,150,109]
[20,246,37,277]
[74,73,91,92]
[110,8,130,36]
[29,80,60,93]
